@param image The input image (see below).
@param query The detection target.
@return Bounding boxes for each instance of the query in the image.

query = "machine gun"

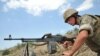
[4,33,75,56]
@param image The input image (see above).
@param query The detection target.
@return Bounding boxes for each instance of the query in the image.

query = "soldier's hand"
[61,41,73,48]
[62,50,73,56]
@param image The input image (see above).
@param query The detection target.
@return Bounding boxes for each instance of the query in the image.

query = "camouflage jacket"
[78,14,100,52]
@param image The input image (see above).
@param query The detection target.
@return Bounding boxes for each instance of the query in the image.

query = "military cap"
[63,8,78,22]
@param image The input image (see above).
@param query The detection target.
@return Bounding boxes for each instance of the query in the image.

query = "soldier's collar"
[76,16,81,25]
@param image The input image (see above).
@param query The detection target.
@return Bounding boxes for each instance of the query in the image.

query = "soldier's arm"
[79,14,96,36]
[62,30,89,56]
[67,15,95,55]
[69,30,89,55]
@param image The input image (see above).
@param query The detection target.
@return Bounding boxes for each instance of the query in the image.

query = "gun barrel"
[4,35,75,42]
[4,38,47,42]
[4,38,23,40]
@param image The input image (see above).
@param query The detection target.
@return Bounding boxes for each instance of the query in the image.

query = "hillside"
[0,42,97,56]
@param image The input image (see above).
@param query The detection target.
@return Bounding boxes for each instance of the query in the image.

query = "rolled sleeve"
[79,24,93,36]
[79,14,95,36]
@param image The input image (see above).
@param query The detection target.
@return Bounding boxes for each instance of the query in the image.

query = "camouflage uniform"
[78,14,100,56]
[63,8,100,56]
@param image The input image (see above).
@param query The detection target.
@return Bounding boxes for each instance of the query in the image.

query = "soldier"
[62,8,100,56]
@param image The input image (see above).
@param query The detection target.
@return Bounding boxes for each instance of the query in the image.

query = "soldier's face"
[67,17,76,26]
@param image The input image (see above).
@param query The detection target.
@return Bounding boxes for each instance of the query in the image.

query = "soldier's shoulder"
[81,14,95,19]
[82,14,92,17]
